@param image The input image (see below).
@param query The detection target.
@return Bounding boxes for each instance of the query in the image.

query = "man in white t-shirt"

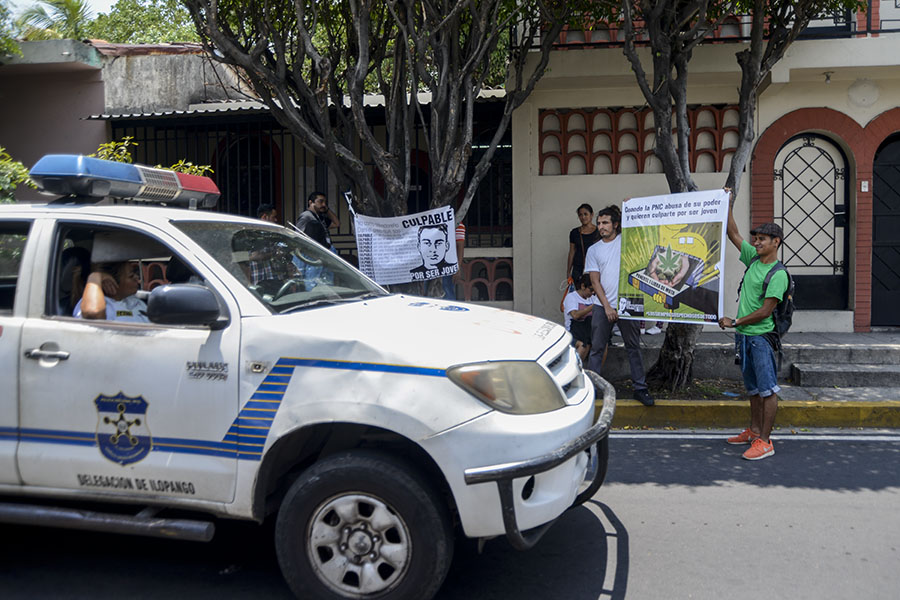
[583,205,653,406]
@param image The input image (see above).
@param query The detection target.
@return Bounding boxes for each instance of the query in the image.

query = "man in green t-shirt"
[718,192,789,461]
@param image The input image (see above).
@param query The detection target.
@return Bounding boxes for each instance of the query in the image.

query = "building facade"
[5,6,899,329]
[511,2,900,331]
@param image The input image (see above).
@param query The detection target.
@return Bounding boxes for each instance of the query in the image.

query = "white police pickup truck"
[0,155,615,600]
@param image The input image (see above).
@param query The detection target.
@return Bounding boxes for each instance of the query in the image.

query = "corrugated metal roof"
[87,89,507,121]
[87,100,268,120]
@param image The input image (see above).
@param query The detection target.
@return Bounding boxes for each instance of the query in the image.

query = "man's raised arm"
[725,188,744,251]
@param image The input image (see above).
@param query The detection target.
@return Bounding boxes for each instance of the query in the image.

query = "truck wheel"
[275,450,453,600]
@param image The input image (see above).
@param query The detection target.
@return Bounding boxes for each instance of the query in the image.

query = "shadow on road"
[608,437,900,491]
[0,519,293,599]
[0,501,634,600]
[438,501,629,600]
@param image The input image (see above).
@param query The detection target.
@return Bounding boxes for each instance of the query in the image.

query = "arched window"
[773,135,849,310]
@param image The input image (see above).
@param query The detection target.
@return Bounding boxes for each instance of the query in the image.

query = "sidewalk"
[600,330,900,429]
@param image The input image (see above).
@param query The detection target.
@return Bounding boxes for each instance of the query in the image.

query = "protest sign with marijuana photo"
[618,191,729,325]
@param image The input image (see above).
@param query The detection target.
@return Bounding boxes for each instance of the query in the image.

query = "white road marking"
[582,501,617,597]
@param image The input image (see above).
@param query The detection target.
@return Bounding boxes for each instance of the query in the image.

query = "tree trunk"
[646,322,702,390]
[619,0,712,391]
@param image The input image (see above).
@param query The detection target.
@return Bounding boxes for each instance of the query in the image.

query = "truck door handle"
[24,348,71,361]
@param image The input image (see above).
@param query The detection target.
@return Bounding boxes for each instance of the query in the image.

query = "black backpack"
[737,257,795,337]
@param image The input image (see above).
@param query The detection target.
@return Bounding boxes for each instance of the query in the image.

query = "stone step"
[791,363,900,387]
[788,346,900,366]
[778,385,900,402]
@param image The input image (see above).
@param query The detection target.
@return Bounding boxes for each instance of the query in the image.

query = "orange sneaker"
[726,428,759,445]
[742,438,775,461]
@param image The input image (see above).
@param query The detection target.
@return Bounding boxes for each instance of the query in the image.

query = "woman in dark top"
[566,203,601,283]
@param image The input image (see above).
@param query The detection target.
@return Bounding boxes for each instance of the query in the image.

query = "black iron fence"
[111,112,513,255]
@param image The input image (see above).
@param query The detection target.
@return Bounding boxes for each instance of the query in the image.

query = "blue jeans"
[587,307,647,391]
[737,333,780,398]
[442,275,456,300]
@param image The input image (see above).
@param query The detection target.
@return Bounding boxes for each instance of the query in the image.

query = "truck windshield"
[174,221,387,314]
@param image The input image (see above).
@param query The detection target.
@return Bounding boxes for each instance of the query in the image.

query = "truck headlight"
[447,362,565,415]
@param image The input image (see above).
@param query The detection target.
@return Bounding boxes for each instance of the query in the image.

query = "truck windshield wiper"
[281,293,380,313]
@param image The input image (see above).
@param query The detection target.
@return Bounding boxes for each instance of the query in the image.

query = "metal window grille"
[110,113,513,254]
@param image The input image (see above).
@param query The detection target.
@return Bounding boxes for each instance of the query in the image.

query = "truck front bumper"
[462,370,615,550]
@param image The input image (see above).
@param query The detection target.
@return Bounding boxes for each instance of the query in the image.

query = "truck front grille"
[539,336,587,405]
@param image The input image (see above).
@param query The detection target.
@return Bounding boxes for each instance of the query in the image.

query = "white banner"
[354,206,459,285]
[618,190,729,325]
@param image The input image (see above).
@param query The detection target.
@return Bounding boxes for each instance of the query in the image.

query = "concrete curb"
[605,399,900,429]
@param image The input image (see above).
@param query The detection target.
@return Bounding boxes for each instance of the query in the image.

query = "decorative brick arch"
[858,108,900,329]
[751,108,863,226]
[751,107,900,331]
[860,108,900,162]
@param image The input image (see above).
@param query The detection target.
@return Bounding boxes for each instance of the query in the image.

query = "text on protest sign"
[618,190,729,325]
[355,206,459,285]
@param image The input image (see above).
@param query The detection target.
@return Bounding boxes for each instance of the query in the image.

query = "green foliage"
[0,232,26,274]
[162,160,213,176]
[90,137,213,175]
[87,0,200,44]
[17,0,93,41]
[1,0,21,56]
[0,146,35,203]
[90,136,137,163]
[485,25,512,89]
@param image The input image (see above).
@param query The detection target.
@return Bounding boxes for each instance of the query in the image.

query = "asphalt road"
[2,431,899,599]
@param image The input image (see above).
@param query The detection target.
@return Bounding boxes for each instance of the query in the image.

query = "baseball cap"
[750,222,783,240]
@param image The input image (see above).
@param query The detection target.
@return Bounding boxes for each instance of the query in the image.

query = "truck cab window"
[53,224,200,321]
[0,222,31,314]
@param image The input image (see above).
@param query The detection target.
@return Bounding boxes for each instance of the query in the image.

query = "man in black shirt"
[296,191,338,249]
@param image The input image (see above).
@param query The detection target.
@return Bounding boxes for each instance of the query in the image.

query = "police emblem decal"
[94,393,152,465]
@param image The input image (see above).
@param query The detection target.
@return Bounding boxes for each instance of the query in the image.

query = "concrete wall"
[0,40,108,201]
[102,53,244,114]
[0,69,107,202]
[757,37,900,132]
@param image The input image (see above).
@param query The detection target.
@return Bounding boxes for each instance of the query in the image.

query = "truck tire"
[275,450,454,600]
[596,434,610,488]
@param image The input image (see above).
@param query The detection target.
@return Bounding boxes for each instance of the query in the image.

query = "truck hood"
[258,294,566,369]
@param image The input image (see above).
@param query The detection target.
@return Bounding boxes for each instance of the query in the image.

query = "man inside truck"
[74,260,149,323]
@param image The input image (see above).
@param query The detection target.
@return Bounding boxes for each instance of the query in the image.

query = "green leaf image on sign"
[655,245,682,281]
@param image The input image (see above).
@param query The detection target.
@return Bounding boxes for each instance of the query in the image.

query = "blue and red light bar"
[29,154,220,208]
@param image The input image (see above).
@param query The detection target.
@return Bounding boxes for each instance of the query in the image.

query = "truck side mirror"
[147,284,229,329]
